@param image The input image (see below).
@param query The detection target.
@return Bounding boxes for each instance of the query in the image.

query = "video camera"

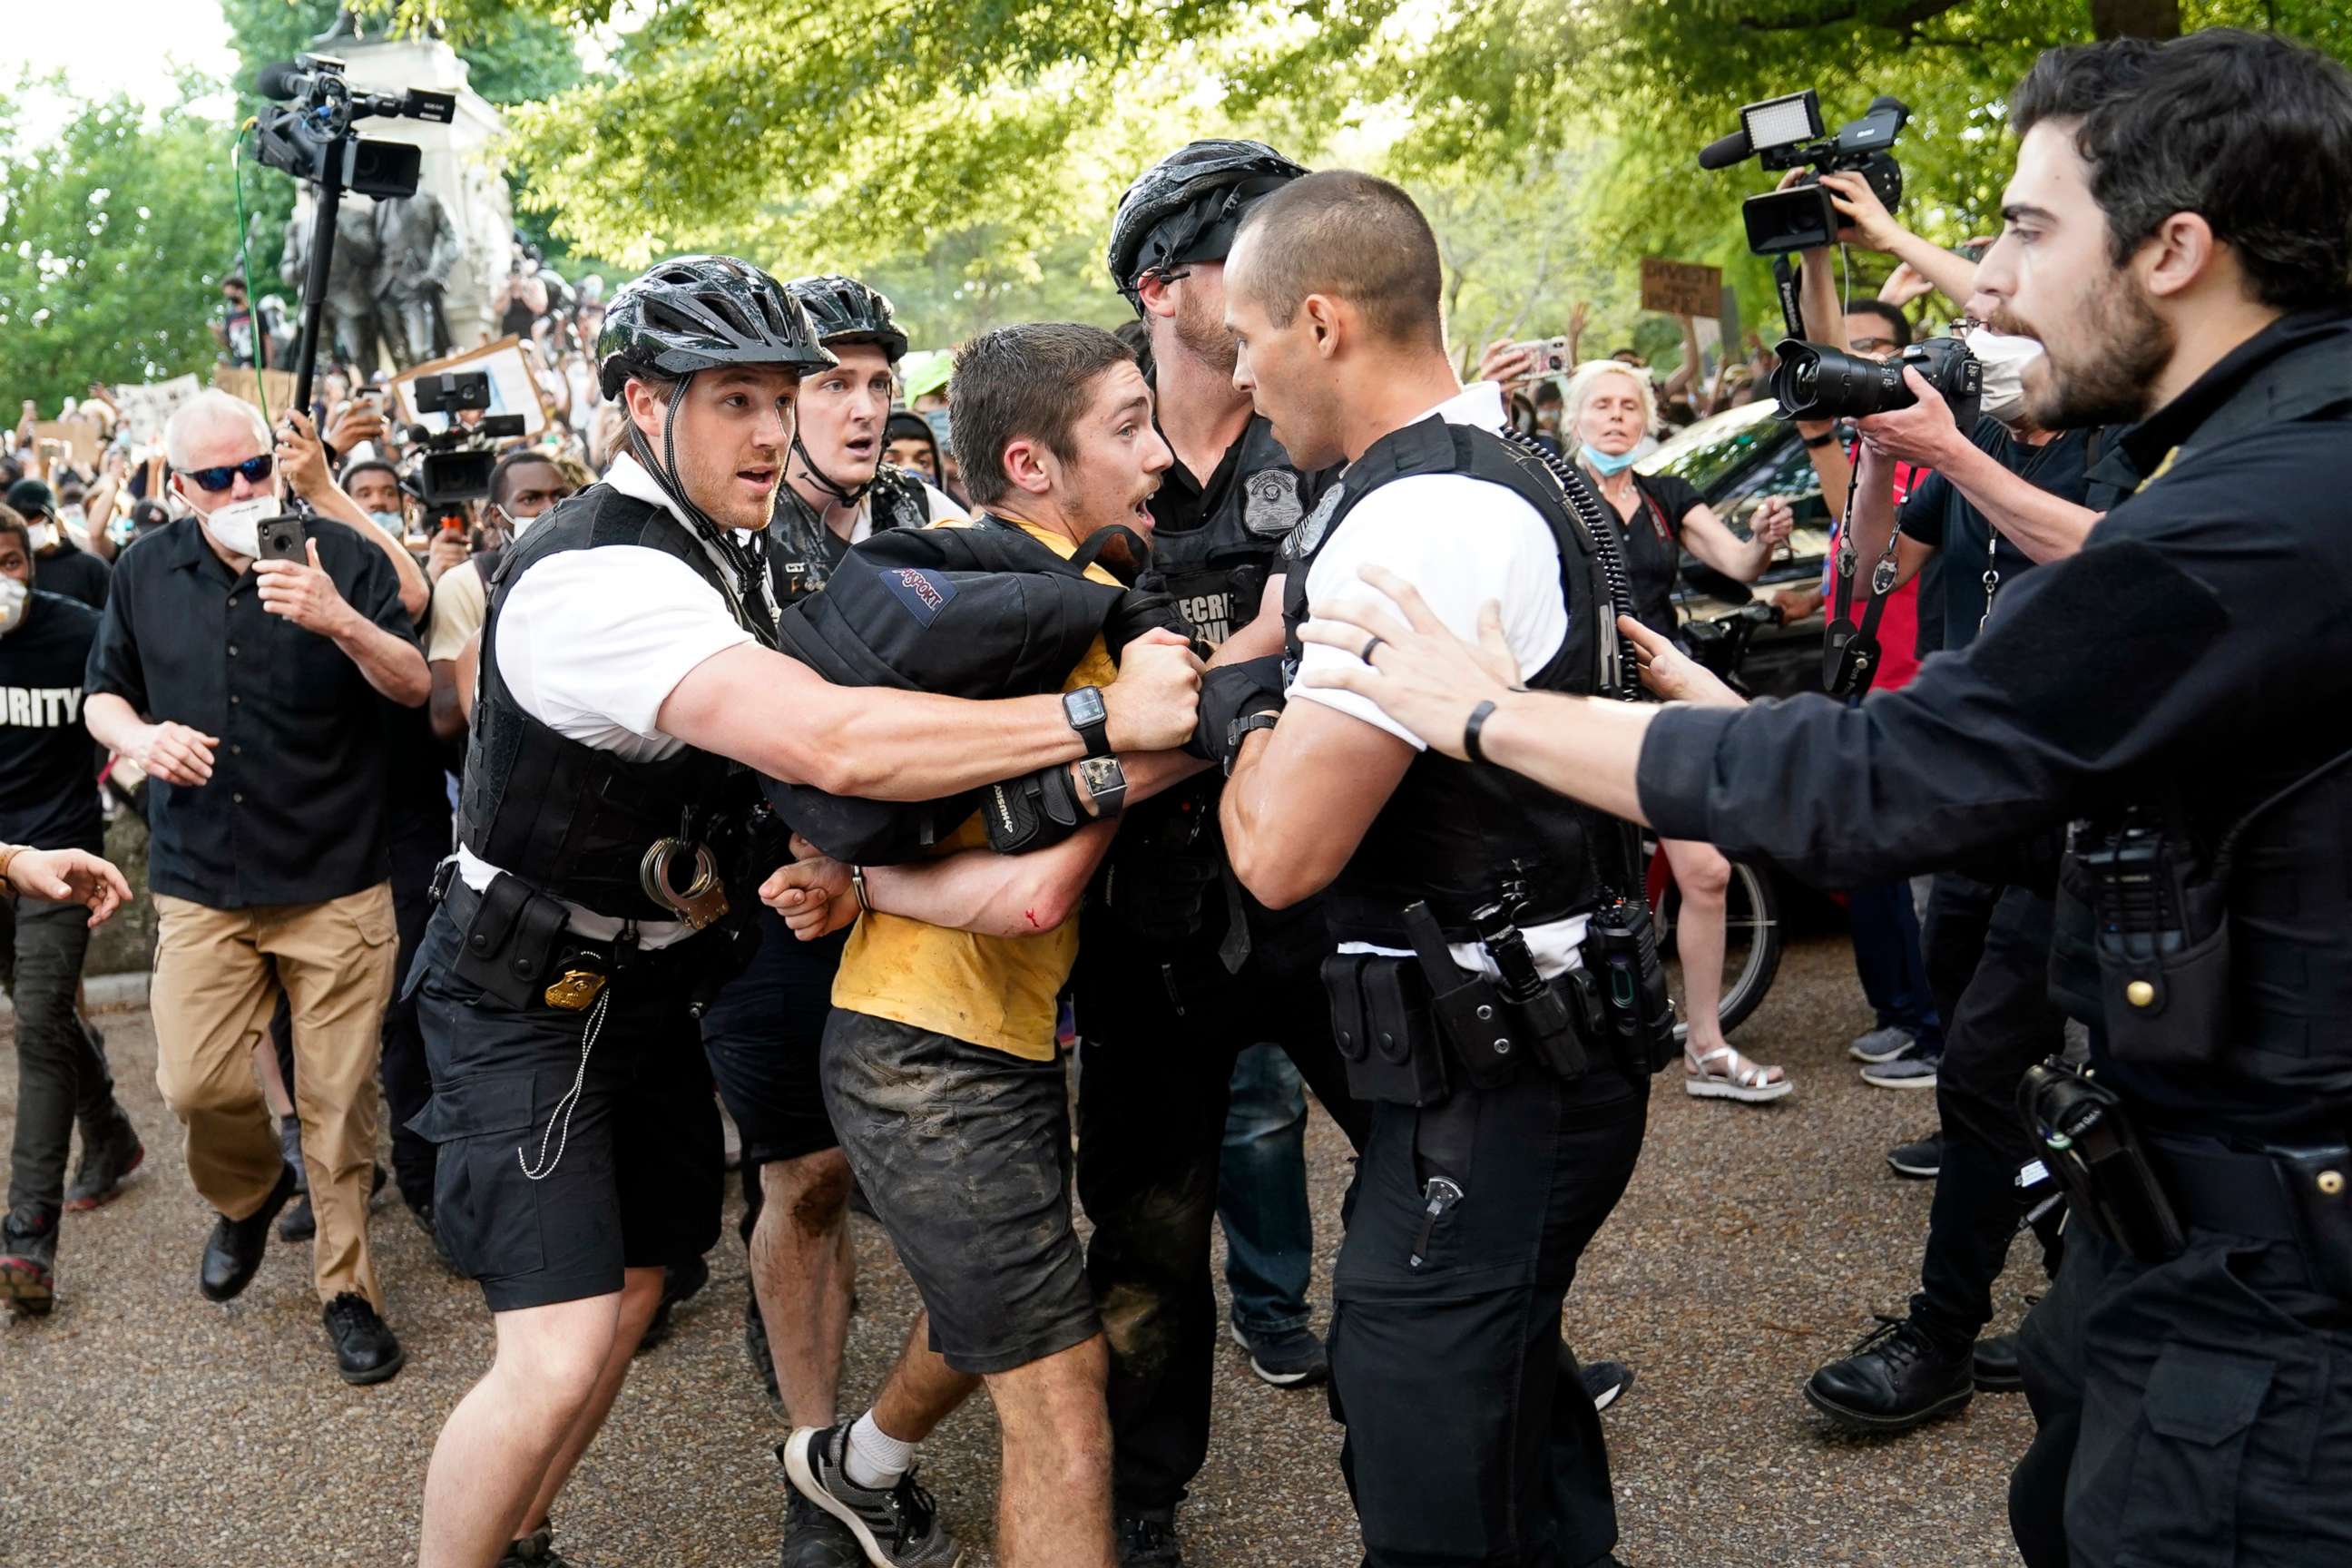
[1700,90,1910,257]
[406,372,526,522]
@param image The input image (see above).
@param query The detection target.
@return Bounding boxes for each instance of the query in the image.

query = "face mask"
[366,510,405,537]
[25,520,59,554]
[1965,327,2044,428]
[198,496,277,560]
[0,577,25,635]
[1581,444,1641,477]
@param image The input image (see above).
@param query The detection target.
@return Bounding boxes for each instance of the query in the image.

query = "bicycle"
[1642,601,1785,1035]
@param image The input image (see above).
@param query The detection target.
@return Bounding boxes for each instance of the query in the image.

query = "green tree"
[0,84,248,412]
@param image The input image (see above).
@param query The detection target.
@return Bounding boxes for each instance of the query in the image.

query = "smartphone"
[258,512,308,564]
[1513,336,1573,377]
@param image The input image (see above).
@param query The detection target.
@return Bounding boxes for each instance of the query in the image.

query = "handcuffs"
[641,837,731,930]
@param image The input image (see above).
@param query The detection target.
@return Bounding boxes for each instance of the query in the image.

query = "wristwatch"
[1063,685,1112,759]
[1075,755,1127,818]
[1224,709,1282,776]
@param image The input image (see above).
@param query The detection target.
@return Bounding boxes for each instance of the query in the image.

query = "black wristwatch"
[1224,709,1282,776]
[1075,755,1127,818]
[1063,685,1112,759]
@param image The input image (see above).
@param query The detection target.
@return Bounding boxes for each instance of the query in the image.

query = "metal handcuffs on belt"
[640,837,730,930]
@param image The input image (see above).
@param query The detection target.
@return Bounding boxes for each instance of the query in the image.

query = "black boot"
[64,1109,144,1211]
[322,1291,406,1385]
[1803,1314,1974,1432]
[496,1524,575,1566]
[1,1204,61,1316]
[1118,1511,1183,1567]
[199,1162,299,1302]
[1973,1331,2023,1391]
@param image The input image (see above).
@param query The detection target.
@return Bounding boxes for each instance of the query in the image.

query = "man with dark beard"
[1282,31,2352,1568]
[1083,140,1372,1567]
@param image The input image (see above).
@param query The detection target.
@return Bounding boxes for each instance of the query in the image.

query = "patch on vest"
[1286,482,1345,561]
[879,565,956,624]
[1241,468,1305,538]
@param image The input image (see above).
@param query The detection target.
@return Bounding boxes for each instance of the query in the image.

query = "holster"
[448,871,573,1011]
[2016,1062,2187,1264]
[2273,1144,2352,1300]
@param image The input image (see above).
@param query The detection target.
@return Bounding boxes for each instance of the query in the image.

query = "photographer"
[0,507,143,1317]
[82,389,428,1385]
[1290,32,2352,1564]
[423,448,574,747]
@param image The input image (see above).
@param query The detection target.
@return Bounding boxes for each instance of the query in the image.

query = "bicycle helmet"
[787,274,909,364]
[1107,140,1309,310]
[597,254,834,400]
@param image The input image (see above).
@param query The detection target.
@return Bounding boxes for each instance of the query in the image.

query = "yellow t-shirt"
[828,519,1120,1059]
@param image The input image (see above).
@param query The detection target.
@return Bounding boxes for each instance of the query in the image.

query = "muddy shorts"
[820,1007,1098,1375]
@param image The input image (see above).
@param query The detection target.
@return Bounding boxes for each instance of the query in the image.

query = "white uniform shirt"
[455,453,774,946]
[1288,380,1589,978]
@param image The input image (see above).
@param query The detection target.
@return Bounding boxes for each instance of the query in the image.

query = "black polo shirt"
[0,591,104,857]
[84,514,417,908]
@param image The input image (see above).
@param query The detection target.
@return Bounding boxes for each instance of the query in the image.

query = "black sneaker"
[1886,1131,1944,1180]
[496,1524,575,1566]
[781,1422,962,1567]
[1582,1358,1637,1413]
[322,1291,406,1386]
[1973,1332,2023,1391]
[1803,1314,1974,1432]
[64,1110,144,1211]
[1229,1319,1328,1387]
[200,1161,299,1302]
[747,1287,781,1400]
[780,1489,867,1568]
[1,1204,61,1316]
[1118,1511,1182,1567]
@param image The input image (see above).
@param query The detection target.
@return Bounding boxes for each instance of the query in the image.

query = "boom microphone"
[1699,128,1754,170]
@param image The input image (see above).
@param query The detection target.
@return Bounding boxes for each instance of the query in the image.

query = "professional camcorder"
[1769,334,1984,426]
[1700,90,1911,256]
[407,371,525,523]
[251,54,454,202]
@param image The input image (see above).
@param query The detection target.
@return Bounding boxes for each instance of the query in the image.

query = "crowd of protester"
[2,25,2347,1568]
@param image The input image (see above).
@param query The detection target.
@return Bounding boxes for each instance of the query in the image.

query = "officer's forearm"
[1940,442,2102,564]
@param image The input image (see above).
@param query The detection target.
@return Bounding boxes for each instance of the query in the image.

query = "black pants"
[2012,1219,2352,1567]
[1072,911,1369,1515]
[4,893,113,1214]
[1332,1065,1647,1567]
[1910,877,2065,1350]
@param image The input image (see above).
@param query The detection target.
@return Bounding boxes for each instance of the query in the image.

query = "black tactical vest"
[767,464,934,609]
[1148,415,1315,647]
[1280,415,1621,947]
[456,485,776,925]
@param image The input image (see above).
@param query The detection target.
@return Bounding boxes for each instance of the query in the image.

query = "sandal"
[1684,1044,1792,1103]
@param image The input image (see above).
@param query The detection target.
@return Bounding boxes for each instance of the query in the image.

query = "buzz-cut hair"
[163,389,271,470]
[1232,170,1446,350]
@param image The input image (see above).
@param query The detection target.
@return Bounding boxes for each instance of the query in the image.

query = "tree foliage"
[0,86,248,412]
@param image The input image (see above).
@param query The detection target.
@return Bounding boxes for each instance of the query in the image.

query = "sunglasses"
[185,455,275,493]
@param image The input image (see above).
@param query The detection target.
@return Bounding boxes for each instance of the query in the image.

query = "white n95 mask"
[198,496,278,560]
[1965,328,2044,429]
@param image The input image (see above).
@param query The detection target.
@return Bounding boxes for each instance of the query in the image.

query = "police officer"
[1218,171,1651,1568]
[1082,139,1372,1567]
[407,255,1200,1568]
[1291,32,2352,1568]
[765,274,966,610]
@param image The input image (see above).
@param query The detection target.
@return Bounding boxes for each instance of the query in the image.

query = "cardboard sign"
[28,417,105,473]
[1641,258,1725,319]
[388,336,553,437]
[109,374,202,446]
[211,365,300,420]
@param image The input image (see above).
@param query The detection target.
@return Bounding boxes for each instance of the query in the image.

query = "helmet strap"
[790,427,874,510]
[625,371,764,611]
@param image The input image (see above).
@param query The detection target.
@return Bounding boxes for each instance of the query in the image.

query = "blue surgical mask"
[1580,444,1640,477]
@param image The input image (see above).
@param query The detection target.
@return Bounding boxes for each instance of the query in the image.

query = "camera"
[1769,334,1984,427]
[1699,90,1910,256]
[1512,337,1573,377]
[250,54,454,201]
[406,371,524,513]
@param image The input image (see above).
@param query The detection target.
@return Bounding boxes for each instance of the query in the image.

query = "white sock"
[843,1410,916,1490]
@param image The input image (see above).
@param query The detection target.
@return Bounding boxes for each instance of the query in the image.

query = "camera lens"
[1769,338,1916,421]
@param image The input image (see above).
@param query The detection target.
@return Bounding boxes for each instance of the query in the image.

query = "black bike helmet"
[1106,139,1309,310]
[788,274,910,364]
[597,254,834,399]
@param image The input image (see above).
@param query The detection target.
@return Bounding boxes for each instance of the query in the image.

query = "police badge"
[1241,469,1306,537]
[1285,482,1345,560]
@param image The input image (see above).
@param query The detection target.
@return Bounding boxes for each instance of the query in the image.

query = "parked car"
[1638,399,1834,701]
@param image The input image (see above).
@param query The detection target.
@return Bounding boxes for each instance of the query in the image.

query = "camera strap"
[1772,255,1806,341]
[1821,444,1901,698]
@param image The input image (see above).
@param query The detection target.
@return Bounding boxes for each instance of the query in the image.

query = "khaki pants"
[152,884,398,1306]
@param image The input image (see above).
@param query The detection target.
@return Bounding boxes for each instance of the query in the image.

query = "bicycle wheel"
[1657,858,1783,1034]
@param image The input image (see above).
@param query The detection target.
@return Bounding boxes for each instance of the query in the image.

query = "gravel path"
[1,934,2033,1566]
